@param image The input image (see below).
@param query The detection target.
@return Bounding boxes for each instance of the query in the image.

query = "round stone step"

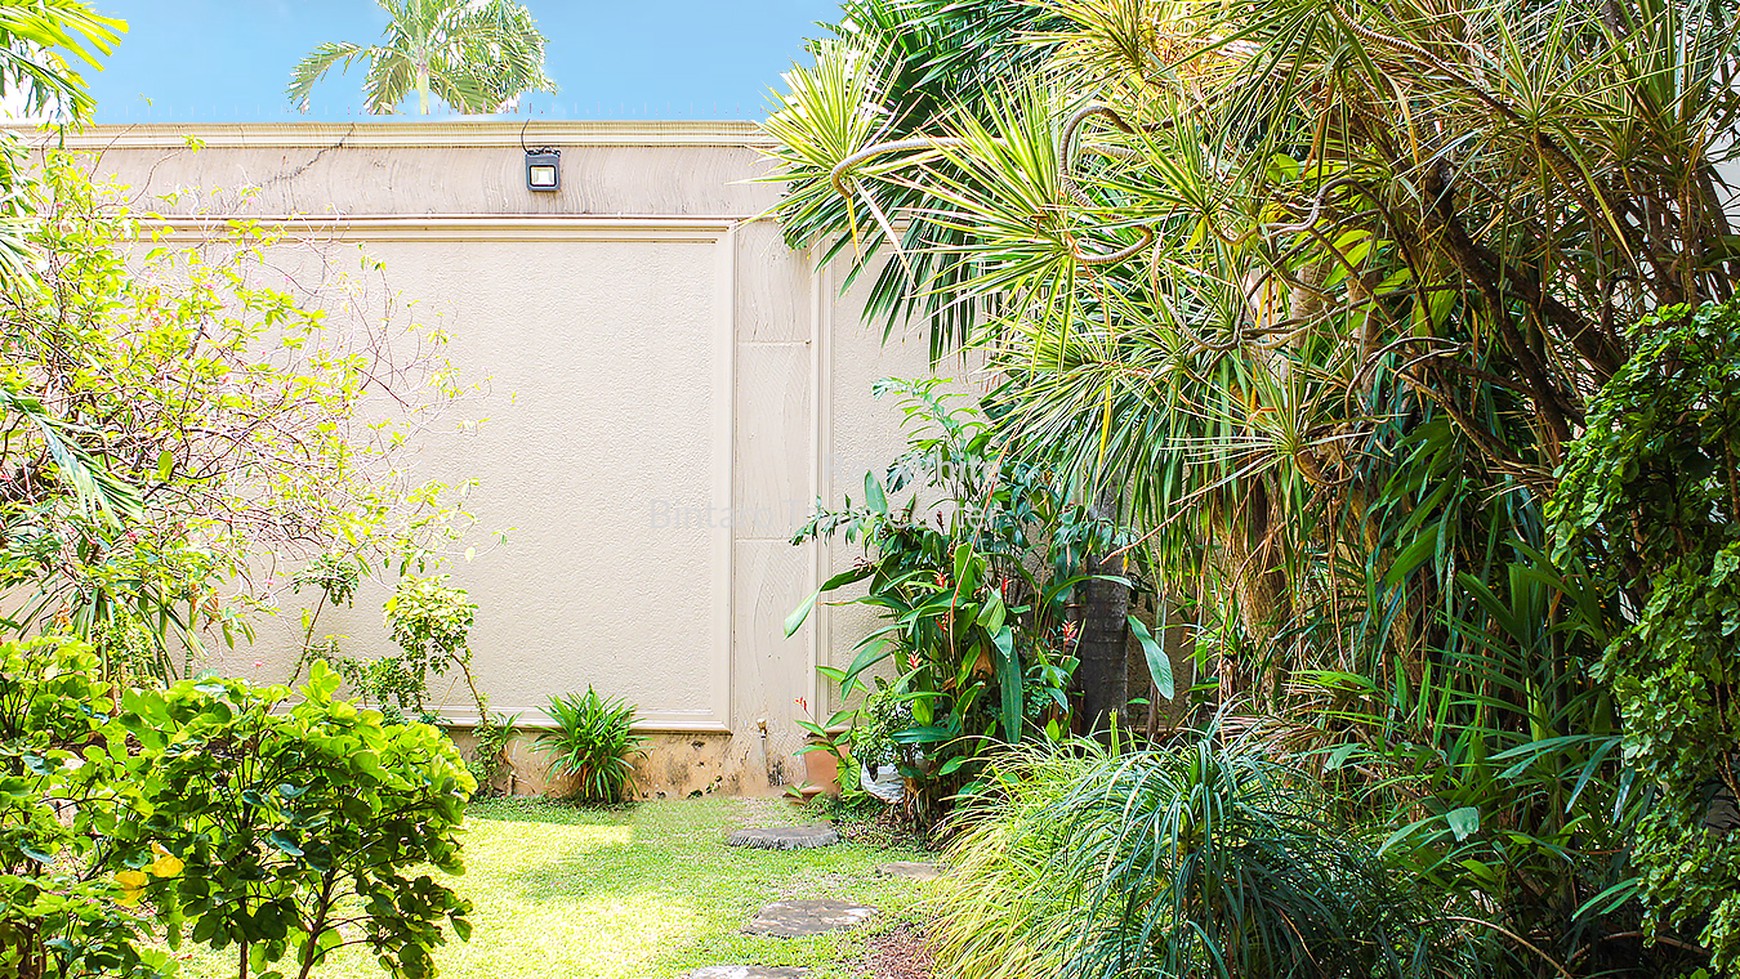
[744,899,874,938]
[875,860,939,880]
[683,968,810,979]
[726,825,840,850]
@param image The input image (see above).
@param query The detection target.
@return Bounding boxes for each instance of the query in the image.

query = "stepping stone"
[683,969,810,979]
[726,825,839,850]
[744,899,874,938]
[876,861,939,880]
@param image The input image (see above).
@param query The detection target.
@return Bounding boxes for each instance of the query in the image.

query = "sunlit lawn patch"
[180,797,932,979]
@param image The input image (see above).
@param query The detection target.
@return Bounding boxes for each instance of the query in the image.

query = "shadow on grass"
[467,796,642,826]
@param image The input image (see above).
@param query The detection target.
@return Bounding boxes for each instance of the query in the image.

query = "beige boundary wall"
[37,120,960,798]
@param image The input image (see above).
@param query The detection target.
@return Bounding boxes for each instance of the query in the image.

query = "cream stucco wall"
[36,121,959,797]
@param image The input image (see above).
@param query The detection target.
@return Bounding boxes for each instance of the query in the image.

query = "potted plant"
[793,696,844,797]
[851,688,915,804]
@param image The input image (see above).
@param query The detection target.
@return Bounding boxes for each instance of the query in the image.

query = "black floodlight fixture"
[525,148,560,192]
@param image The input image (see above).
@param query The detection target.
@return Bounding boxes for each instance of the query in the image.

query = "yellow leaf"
[114,869,148,906]
[149,854,183,878]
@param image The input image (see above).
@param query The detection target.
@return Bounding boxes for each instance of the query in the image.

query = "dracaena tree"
[765,0,1740,973]
[286,0,556,116]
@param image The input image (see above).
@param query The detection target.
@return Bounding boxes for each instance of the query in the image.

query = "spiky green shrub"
[535,688,647,804]
[932,729,1490,979]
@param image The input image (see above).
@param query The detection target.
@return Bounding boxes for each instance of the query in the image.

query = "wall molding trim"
[428,706,733,735]
[139,213,748,243]
[199,211,743,736]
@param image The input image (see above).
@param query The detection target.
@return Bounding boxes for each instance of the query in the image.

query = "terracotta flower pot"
[802,744,842,797]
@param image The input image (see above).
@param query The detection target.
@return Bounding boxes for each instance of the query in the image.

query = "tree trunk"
[1076,493,1131,738]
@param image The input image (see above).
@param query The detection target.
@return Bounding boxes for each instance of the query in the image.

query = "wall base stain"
[451,729,788,799]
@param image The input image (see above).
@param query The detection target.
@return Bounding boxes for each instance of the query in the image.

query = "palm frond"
[285,40,370,112]
[0,0,124,122]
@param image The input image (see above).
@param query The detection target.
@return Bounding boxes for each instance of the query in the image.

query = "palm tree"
[286,0,555,116]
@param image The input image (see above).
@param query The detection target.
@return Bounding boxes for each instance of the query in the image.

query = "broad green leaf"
[267,831,305,858]
[892,723,957,744]
[937,755,972,776]
[864,471,887,513]
[784,565,874,637]
[1446,806,1480,841]
[841,640,894,684]
[976,587,1007,633]
[1127,615,1174,700]
[991,625,1021,740]
[953,540,978,596]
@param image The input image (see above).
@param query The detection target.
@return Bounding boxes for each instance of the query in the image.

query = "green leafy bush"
[932,726,1487,979]
[381,574,480,707]
[535,688,646,804]
[1552,299,1740,970]
[0,637,173,979]
[849,687,917,772]
[467,711,523,796]
[0,638,475,979]
[113,660,475,979]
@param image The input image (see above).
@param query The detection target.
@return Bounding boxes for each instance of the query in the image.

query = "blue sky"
[83,1,841,122]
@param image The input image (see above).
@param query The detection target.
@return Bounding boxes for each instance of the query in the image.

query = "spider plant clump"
[932,727,1491,979]
[536,688,648,804]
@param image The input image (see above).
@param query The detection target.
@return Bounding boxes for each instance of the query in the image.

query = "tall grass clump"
[933,727,1490,979]
[930,747,1103,978]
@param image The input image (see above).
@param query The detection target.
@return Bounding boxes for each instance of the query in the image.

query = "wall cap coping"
[7,119,774,150]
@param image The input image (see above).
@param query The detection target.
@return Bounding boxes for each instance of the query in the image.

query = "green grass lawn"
[181,797,934,979]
